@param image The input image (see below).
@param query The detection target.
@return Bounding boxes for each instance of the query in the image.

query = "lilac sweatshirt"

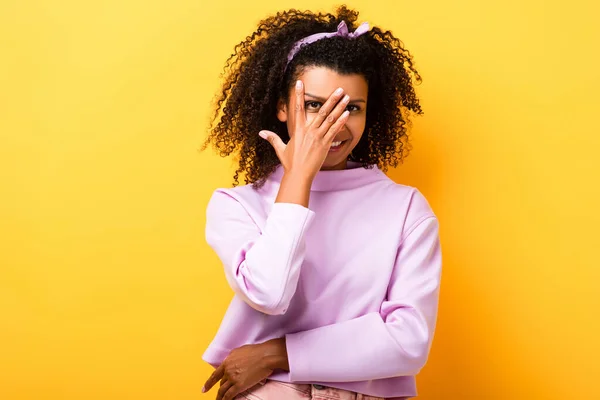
[202,161,442,399]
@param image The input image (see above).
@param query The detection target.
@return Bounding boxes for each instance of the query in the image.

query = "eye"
[305,101,322,110]
[346,104,361,112]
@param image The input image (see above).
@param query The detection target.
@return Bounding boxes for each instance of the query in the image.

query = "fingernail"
[342,95,350,103]
[201,386,206,393]
[296,80,302,90]
[334,88,343,95]
[259,131,268,139]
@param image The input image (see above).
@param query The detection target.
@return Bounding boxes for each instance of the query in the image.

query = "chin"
[321,155,349,170]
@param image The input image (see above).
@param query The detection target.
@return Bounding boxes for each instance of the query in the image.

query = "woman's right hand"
[259,80,350,181]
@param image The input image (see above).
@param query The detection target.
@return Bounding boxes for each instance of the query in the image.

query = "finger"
[203,364,224,393]
[222,384,242,400]
[318,94,350,136]
[324,110,350,142]
[259,130,286,161]
[309,87,345,130]
[216,380,233,400]
[293,80,306,135]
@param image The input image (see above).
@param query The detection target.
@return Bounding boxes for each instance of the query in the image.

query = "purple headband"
[285,21,370,69]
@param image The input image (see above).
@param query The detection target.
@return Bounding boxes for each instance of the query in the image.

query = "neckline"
[266,161,389,191]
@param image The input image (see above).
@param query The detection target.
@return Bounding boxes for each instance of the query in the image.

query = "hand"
[202,339,289,400]
[259,80,350,180]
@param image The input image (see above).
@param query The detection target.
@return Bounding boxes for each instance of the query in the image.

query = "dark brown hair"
[201,5,423,188]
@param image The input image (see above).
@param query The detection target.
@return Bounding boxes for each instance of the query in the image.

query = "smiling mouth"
[329,139,348,152]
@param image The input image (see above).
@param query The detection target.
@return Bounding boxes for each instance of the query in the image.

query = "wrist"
[260,338,289,372]
[276,170,312,207]
[282,168,314,185]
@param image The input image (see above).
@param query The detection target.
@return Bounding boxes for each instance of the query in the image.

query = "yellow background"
[1,0,599,398]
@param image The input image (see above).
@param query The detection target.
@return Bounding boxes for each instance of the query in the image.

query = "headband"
[285,21,370,69]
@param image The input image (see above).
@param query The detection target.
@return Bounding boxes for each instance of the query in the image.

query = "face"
[277,66,368,170]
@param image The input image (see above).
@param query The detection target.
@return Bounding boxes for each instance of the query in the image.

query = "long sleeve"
[205,189,316,315]
[285,216,442,382]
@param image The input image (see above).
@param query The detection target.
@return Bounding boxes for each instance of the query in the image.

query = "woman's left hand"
[202,338,289,400]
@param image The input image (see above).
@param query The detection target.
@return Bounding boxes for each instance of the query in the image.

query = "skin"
[276,66,368,172]
[263,66,369,208]
[203,67,369,400]
[202,338,288,400]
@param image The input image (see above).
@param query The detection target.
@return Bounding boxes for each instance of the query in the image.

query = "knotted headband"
[285,21,370,69]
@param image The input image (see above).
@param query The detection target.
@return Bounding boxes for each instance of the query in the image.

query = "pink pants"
[235,380,409,400]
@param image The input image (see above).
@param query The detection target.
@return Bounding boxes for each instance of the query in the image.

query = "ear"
[276,98,288,122]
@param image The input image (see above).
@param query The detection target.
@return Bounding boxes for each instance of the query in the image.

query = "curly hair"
[201,5,423,188]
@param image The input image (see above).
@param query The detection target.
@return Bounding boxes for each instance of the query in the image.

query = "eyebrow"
[305,92,366,103]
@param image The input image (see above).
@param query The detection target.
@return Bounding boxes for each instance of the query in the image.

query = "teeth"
[331,141,343,147]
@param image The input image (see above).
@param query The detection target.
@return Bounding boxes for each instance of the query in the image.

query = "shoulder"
[209,183,260,203]
[206,183,266,217]
[373,177,438,233]
[375,175,435,214]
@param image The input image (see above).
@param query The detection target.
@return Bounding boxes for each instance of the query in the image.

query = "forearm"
[285,312,432,382]
[207,189,316,315]
[275,170,313,207]
[284,218,442,382]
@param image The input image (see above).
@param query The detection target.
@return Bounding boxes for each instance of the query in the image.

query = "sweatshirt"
[202,161,442,399]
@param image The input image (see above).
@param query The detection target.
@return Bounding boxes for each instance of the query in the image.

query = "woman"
[200,6,442,400]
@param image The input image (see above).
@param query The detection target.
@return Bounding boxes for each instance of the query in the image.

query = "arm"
[205,80,348,318]
[283,216,442,382]
[205,176,313,316]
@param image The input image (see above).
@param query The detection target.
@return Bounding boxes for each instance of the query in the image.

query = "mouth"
[328,139,349,152]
